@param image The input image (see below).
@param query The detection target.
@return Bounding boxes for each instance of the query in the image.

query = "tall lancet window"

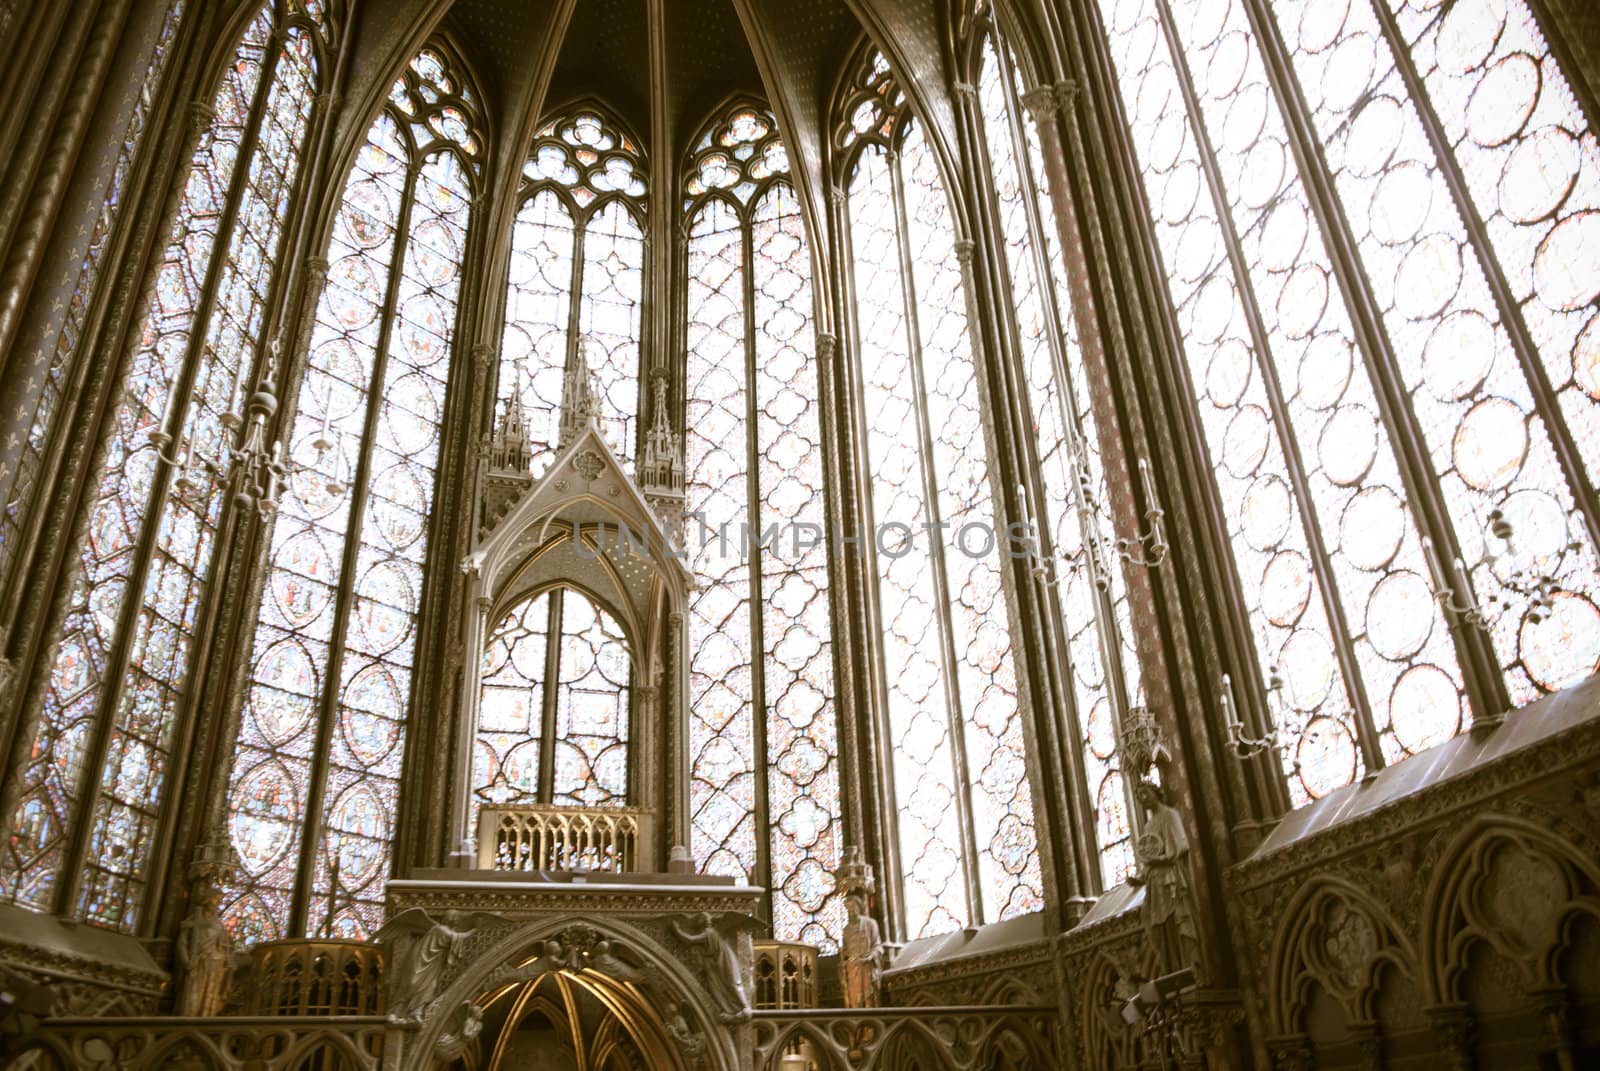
[220,48,482,942]
[682,104,844,949]
[837,51,1043,937]
[1,0,324,930]
[972,27,1143,886]
[500,107,646,472]
[1096,0,1600,802]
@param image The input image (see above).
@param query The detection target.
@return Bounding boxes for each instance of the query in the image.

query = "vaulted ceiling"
[323,0,962,204]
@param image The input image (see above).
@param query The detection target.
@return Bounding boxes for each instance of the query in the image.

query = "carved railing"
[751,1007,1059,1071]
[477,805,651,873]
[242,940,383,1017]
[753,941,818,1010]
[20,1017,387,1070]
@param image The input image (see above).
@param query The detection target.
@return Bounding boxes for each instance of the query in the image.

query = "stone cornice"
[386,877,764,919]
[1228,698,1600,892]
[0,933,167,996]
[883,937,1053,989]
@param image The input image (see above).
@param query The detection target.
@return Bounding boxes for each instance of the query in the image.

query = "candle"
[1220,673,1240,729]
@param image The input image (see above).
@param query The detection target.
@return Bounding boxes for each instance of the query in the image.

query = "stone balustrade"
[475,805,651,873]
[242,939,384,1017]
[753,940,818,1011]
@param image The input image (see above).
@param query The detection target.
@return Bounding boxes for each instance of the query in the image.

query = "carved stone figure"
[590,938,645,983]
[670,912,749,1022]
[380,909,478,1021]
[840,889,883,1008]
[664,1001,707,1069]
[432,1001,484,1061]
[174,886,232,1017]
[1130,779,1201,978]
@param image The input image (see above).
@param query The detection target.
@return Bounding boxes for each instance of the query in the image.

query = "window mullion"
[887,148,985,926]
[539,588,562,803]
[1363,0,1600,550]
[566,211,587,376]
[54,30,288,916]
[740,214,774,904]
[288,152,420,937]
[1003,59,1147,892]
[1001,59,1140,733]
[834,178,909,939]
[1151,0,1386,771]
[143,39,340,935]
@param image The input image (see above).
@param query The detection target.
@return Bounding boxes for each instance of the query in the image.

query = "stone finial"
[558,338,603,449]
[639,367,684,498]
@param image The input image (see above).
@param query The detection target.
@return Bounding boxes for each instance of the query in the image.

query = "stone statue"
[175,885,233,1017]
[1130,779,1201,978]
[840,889,883,1008]
[670,912,749,1022]
[381,909,478,1022]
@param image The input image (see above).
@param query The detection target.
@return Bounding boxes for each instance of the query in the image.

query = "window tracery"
[500,107,646,473]
[683,103,844,949]
[1,0,324,929]
[1094,0,1600,802]
[220,46,482,942]
[470,586,631,838]
[836,51,1043,936]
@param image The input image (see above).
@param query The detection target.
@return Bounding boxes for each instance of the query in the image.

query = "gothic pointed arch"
[499,98,648,473]
[677,94,845,949]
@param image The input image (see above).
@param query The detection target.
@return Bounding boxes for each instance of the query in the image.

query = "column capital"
[189,100,217,135]
[1021,85,1059,123]
[471,342,496,371]
[816,333,838,363]
[952,80,978,101]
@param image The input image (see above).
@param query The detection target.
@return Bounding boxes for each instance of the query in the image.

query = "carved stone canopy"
[466,416,693,627]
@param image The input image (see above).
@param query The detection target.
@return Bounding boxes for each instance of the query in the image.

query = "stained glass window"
[0,0,185,598]
[683,105,844,950]
[838,52,1043,937]
[975,31,1144,887]
[0,1,323,929]
[470,586,632,840]
[501,107,645,472]
[220,47,481,943]
[1094,0,1600,802]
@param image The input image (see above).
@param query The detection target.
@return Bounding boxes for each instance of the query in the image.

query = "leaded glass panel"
[222,48,480,942]
[850,137,969,938]
[685,196,756,881]
[2,4,320,927]
[1094,0,1600,802]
